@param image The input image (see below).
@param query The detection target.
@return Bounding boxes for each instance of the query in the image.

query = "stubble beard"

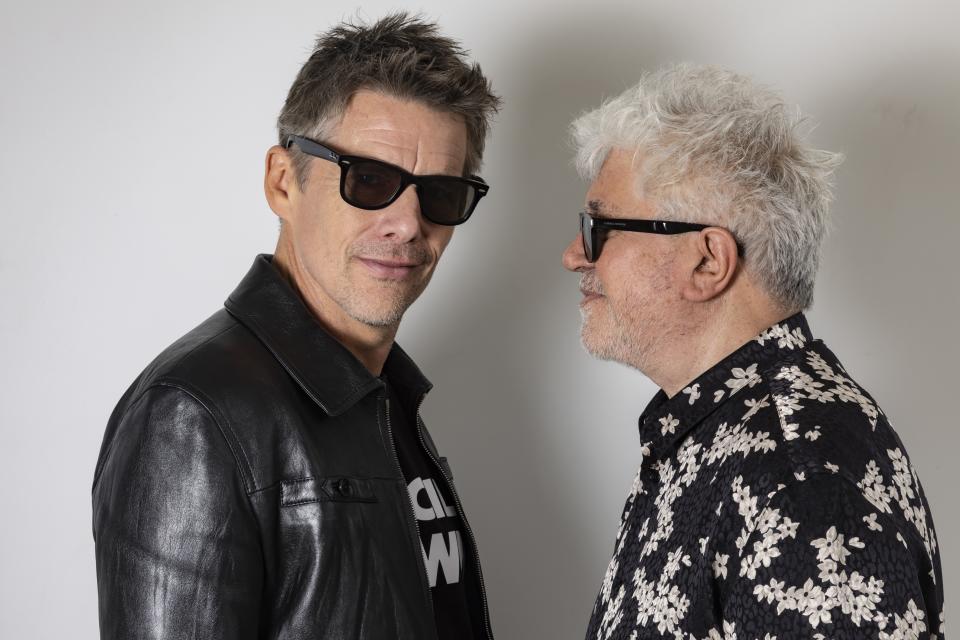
[338,241,435,328]
[338,279,425,327]
[578,269,673,375]
[580,303,663,373]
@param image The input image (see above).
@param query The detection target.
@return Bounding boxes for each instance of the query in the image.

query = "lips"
[579,288,603,304]
[357,257,425,280]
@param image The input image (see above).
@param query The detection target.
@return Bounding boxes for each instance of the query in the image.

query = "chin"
[344,277,426,322]
[579,324,609,359]
[580,322,646,371]
[347,302,405,327]
[345,294,416,328]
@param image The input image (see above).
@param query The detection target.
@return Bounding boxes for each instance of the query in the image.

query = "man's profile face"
[282,90,465,328]
[562,149,683,372]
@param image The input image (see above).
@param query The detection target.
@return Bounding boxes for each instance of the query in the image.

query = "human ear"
[264,145,299,223]
[680,227,740,302]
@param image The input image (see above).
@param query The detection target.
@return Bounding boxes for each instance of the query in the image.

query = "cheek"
[595,259,628,300]
[290,200,358,267]
[292,185,330,231]
[596,254,658,311]
[426,227,454,260]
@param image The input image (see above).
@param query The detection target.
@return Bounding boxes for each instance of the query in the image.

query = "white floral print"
[586,315,944,640]
[660,414,680,436]
[683,383,702,405]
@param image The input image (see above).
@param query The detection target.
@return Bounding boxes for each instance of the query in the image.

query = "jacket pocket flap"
[281,477,378,506]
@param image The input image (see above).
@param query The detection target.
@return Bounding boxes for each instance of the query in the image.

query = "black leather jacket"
[92,255,492,639]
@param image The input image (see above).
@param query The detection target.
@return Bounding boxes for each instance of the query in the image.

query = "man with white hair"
[563,65,944,638]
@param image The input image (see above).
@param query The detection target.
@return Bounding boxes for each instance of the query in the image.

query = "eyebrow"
[586,200,606,217]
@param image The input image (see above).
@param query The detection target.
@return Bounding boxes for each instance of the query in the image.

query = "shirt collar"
[638,313,814,464]
[224,254,432,416]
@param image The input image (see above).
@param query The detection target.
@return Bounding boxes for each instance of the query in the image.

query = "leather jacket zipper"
[414,395,494,640]
[383,395,436,627]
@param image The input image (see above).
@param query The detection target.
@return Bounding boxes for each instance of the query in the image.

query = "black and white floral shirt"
[586,314,945,640]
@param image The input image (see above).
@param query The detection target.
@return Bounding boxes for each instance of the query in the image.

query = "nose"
[562,231,590,272]
[377,184,425,242]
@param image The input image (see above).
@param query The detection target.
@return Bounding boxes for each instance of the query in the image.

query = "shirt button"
[336,478,353,497]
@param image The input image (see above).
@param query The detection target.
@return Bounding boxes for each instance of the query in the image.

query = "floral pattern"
[585,314,945,639]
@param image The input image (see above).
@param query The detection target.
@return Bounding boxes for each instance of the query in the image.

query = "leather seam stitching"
[152,379,257,493]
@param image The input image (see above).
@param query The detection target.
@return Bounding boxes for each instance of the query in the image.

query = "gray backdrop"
[1,1,956,637]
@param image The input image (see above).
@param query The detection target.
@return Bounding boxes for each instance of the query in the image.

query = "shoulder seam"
[94,319,242,483]
[122,317,240,413]
[763,349,813,475]
[150,379,257,493]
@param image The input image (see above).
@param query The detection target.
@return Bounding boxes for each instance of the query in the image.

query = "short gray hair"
[278,12,500,188]
[571,63,843,311]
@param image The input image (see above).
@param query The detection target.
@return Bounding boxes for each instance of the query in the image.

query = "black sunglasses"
[284,134,489,226]
[580,210,743,262]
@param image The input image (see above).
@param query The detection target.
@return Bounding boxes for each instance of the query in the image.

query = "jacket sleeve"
[92,384,263,640]
[719,473,943,638]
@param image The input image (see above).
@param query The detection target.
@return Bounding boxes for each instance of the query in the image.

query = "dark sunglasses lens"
[343,161,403,208]
[418,179,475,225]
[581,214,594,261]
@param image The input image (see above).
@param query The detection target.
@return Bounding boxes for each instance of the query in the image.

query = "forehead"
[330,90,468,172]
[586,148,655,219]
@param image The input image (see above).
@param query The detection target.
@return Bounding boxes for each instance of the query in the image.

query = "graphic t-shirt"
[385,381,476,640]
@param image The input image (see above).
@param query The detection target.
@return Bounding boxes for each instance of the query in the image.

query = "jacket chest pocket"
[281,476,378,506]
[276,475,411,563]
[277,476,384,567]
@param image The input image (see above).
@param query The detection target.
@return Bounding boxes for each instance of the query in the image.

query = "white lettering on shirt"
[407,476,464,586]
[421,531,463,587]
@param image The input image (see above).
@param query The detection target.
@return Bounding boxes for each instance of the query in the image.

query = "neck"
[272,239,396,376]
[650,292,795,398]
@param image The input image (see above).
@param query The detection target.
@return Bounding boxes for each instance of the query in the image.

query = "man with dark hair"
[564,65,944,638]
[93,14,499,639]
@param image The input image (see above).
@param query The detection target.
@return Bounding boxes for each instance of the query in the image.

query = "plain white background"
[1,1,957,637]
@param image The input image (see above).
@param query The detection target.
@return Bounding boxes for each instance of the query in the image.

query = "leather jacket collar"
[224,254,432,416]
